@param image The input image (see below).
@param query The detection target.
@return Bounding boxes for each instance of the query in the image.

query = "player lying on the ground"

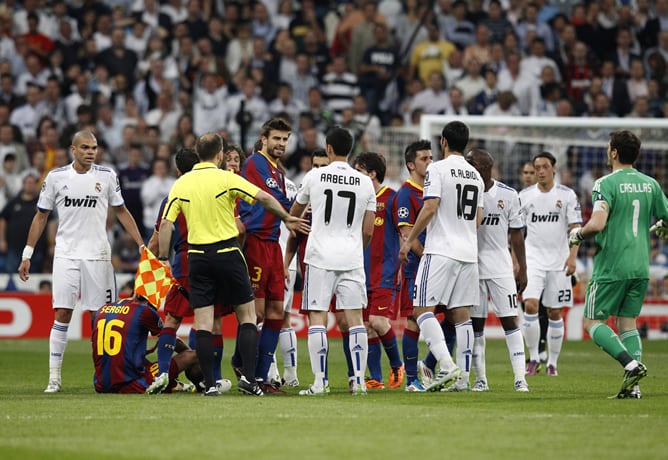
[92,296,203,394]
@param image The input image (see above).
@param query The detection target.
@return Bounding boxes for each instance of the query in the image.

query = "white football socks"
[472,331,486,382]
[547,319,564,368]
[505,327,526,381]
[307,326,328,390]
[522,313,540,362]
[49,321,69,381]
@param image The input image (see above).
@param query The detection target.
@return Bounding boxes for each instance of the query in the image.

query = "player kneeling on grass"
[92,296,203,394]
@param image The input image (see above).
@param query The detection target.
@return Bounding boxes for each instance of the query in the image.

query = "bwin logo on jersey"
[481,214,500,225]
[64,195,98,208]
[265,177,279,189]
[531,212,559,223]
[397,207,409,219]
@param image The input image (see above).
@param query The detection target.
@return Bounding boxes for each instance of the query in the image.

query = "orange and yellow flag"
[134,247,175,308]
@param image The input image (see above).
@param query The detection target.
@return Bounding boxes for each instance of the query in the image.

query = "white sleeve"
[508,190,524,229]
[295,171,311,205]
[567,189,582,225]
[108,170,125,207]
[365,179,377,212]
[36,171,56,211]
[423,163,441,199]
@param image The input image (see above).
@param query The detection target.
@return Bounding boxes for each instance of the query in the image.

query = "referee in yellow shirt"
[158,133,308,396]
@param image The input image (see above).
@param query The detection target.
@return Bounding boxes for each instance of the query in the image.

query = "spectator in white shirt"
[410,71,453,115]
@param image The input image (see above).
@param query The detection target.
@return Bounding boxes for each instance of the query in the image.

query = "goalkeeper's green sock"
[589,323,633,367]
[620,329,642,363]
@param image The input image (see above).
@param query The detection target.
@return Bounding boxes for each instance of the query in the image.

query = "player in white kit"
[290,127,376,396]
[18,131,144,393]
[466,149,529,392]
[519,152,582,376]
[399,121,484,392]
[267,175,300,387]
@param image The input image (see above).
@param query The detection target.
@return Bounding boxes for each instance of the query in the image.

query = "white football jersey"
[519,183,582,271]
[423,155,484,263]
[37,164,125,260]
[478,180,524,279]
[279,177,298,271]
[296,161,376,270]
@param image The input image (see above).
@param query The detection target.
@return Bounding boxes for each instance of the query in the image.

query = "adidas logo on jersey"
[531,212,559,223]
[64,195,98,208]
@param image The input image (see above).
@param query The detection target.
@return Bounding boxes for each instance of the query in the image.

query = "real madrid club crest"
[497,200,504,209]
[95,182,102,192]
[556,200,562,209]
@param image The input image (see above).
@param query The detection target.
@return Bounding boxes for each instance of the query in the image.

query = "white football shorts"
[302,265,367,311]
[413,254,479,309]
[524,268,574,308]
[471,277,519,319]
[283,268,297,313]
[52,257,117,311]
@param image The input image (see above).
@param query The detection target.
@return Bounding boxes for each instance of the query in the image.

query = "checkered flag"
[134,246,176,308]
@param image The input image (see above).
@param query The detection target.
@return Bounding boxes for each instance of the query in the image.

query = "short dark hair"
[609,130,641,165]
[533,151,557,166]
[354,152,387,183]
[260,117,292,138]
[404,139,431,172]
[441,121,469,153]
[175,148,199,174]
[196,133,224,161]
[325,126,353,157]
[311,148,327,159]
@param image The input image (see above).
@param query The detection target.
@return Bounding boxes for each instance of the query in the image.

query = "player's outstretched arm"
[650,220,668,240]
[18,209,50,281]
[509,227,527,294]
[115,205,145,249]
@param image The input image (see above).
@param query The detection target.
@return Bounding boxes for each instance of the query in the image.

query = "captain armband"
[592,201,609,213]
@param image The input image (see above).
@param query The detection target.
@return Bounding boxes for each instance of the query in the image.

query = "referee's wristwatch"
[158,256,169,261]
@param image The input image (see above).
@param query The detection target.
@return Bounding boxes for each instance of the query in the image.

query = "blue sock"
[157,327,177,375]
[442,318,457,355]
[402,329,420,382]
[424,351,437,372]
[368,336,383,382]
[212,334,223,381]
[342,332,354,378]
[188,328,197,350]
[380,329,402,368]
[256,318,281,382]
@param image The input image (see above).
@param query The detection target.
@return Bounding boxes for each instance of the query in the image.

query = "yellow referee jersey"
[162,162,260,244]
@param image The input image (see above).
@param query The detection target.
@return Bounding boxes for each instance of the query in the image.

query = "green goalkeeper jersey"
[591,168,668,282]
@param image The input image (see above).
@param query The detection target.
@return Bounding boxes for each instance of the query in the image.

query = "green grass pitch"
[0,338,666,460]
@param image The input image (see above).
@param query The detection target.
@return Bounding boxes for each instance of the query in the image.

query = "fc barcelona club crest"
[95,182,102,192]
[556,200,562,209]
[497,200,504,209]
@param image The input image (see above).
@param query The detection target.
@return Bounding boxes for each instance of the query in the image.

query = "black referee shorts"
[188,239,254,309]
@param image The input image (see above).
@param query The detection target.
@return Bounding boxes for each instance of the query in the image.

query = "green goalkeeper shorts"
[584,279,649,320]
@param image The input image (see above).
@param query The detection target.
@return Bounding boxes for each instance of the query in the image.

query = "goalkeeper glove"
[650,220,668,240]
[568,227,584,247]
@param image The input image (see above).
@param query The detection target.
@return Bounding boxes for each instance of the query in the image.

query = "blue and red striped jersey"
[239,151,291,241]
[395,179,426,278]
[364,186,399,291]
[92,299,163,392]
[155,197,188,278]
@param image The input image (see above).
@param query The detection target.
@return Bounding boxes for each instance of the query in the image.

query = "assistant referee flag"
[134,246,175,308]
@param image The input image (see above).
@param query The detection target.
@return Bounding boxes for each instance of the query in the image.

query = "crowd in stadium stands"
[1,0,668,286]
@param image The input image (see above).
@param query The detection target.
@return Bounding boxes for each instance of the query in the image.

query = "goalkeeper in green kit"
[569,130,668,399]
